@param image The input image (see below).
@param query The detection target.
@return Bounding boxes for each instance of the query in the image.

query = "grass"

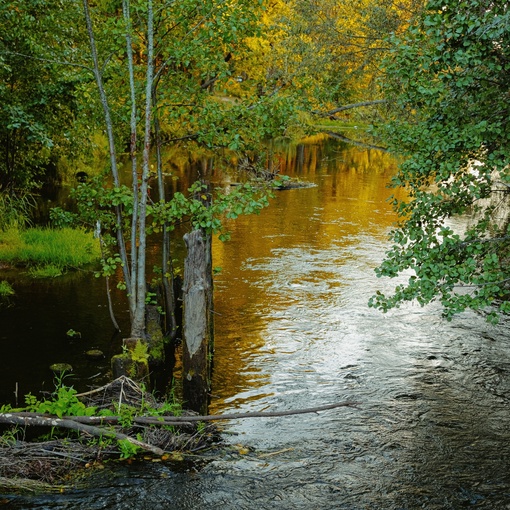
[0,280,14,297]
[0,227,101,275]
[27,265,64,278]
[0,192,35,230]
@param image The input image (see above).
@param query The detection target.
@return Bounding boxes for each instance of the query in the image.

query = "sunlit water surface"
[5,136,510,509]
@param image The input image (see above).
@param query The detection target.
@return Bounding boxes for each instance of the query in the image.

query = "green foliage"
[152,179,280,241]
[117,438,141,459]
[0,192,35,230]
[145,292,157,305]
[37,385,96,419]
[27,265,64,279]
[0,280,14,297]
[23,375,96,420]
[116,404,137,428]
[0,0,84,192]
[131,341,149,364]
[68,173,279,282]
[371,0,510,320]
[0,226,101,274]
[0,426,18,447]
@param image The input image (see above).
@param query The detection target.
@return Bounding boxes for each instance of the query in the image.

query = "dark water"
[4,135,510,508]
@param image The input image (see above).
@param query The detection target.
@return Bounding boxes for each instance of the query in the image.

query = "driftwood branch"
[0,413,164,456]
[312,99,387,117]
[158,401,360,422]
[2,401,359,428]
[0,401,358,459]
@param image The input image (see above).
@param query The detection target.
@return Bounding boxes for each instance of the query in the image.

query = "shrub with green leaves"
[371,0,510,322]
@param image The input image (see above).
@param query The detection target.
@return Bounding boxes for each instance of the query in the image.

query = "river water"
[5,135,510,508]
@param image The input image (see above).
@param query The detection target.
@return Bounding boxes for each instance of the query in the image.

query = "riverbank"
[0,376,220,493]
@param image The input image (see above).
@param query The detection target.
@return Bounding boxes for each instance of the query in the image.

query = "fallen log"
[0,413,164,456]
[325,131,388,152]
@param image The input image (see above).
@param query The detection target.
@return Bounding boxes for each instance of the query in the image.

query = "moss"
[145,305,166,365]
[111,340,149,382]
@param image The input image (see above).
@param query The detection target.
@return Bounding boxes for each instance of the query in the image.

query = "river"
[4,134,510,508]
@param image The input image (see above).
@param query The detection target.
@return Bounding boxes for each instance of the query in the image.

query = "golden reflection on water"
[209,138,404,413]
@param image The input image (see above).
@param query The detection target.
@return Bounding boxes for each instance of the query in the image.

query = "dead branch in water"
[136,400,361,423]
[0,413,164,456]
[1,401,359,429]
[0,376,359,491]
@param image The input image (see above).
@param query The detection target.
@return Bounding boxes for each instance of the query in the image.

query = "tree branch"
[325,131,387,152]
[312,100,387,117]
[0,413,164,456]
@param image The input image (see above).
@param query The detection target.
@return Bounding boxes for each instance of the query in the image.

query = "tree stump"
[182,229,213,414]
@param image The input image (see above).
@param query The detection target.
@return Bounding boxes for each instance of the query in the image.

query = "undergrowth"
[1,374,185,461]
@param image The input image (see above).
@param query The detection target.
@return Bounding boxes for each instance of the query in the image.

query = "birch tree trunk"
[123,0,139,320]
[82,0,132,309]
[131,0,154,338]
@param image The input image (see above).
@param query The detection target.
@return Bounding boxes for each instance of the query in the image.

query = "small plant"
[23,374,96,419]
[38,385,95,419]
[131,341,149,364]
[0,427,19,447]
[117,404,136,428]
[66,329,82,339]
[117,438,141,459]
[0,280,14,297]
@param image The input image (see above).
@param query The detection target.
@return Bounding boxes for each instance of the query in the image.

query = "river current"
[4,135,510,508]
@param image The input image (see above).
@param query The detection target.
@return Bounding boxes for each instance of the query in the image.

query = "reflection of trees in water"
[211,138,401,410]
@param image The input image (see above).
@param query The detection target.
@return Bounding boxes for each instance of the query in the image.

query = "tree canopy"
[370,0,510,321]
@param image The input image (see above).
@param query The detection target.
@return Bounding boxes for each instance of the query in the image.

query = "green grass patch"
[0,280,14,297]
[0,227,101,275]
[27,265,64,278]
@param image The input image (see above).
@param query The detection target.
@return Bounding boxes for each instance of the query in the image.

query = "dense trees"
[255,0,423,116]
[0,0,82,193]
[370,0,510,321]
[4,0,510,339]
[74,0,293,341]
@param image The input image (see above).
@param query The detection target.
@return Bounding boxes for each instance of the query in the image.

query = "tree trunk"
[131,0,154,338]
[82,0,132,306]
[182,229,213,414]
[123,0,139,320]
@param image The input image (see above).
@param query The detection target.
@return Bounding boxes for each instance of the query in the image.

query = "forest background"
[1,0,509,378]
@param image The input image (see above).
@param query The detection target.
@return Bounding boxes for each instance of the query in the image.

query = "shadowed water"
[5,136,510,508]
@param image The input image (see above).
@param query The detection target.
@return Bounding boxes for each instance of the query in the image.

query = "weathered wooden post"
[182,228,213,414]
